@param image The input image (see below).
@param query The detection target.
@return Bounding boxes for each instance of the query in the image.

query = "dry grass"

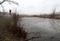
[0,13,27,41]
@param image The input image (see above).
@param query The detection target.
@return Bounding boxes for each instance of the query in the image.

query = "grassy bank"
[0,16,13,41]
[0,14,27,41]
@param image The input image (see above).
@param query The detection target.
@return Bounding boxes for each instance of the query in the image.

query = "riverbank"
[18,15,60,19]
[0,15,27,41]
[0,16,13,41]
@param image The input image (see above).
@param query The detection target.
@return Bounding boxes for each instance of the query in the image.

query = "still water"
[19,17,60,41]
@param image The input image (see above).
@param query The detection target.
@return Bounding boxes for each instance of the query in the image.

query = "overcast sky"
[0,0,60,15]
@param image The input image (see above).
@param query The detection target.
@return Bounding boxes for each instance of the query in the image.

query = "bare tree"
[50,8,56,18]
[0,0,19,12]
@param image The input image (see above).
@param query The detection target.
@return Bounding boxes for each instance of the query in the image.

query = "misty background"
[0,0,60,15]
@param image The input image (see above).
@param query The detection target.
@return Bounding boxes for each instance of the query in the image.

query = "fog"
[0,0,60,15]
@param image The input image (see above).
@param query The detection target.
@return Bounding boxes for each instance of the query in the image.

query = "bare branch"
[7,0,19,5]
[1,4,5,12]
[26,36,41,41]
[0,0,19,12]
[0,0,5,4]
[0,0,19,5]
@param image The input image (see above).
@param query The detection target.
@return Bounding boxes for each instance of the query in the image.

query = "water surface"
[19,17,60,41]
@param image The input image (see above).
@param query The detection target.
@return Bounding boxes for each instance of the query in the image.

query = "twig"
[26,36,41,41]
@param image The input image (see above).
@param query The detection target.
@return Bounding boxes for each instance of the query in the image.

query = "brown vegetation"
[7,13,27,40]
[0,13,27,41]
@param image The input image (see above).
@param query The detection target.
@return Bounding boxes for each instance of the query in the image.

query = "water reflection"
[18,17,60,41]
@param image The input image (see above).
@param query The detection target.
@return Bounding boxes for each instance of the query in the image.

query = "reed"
[7,13,27,41]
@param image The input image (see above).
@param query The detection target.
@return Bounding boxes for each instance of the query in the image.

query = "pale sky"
[0,0,60,15]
